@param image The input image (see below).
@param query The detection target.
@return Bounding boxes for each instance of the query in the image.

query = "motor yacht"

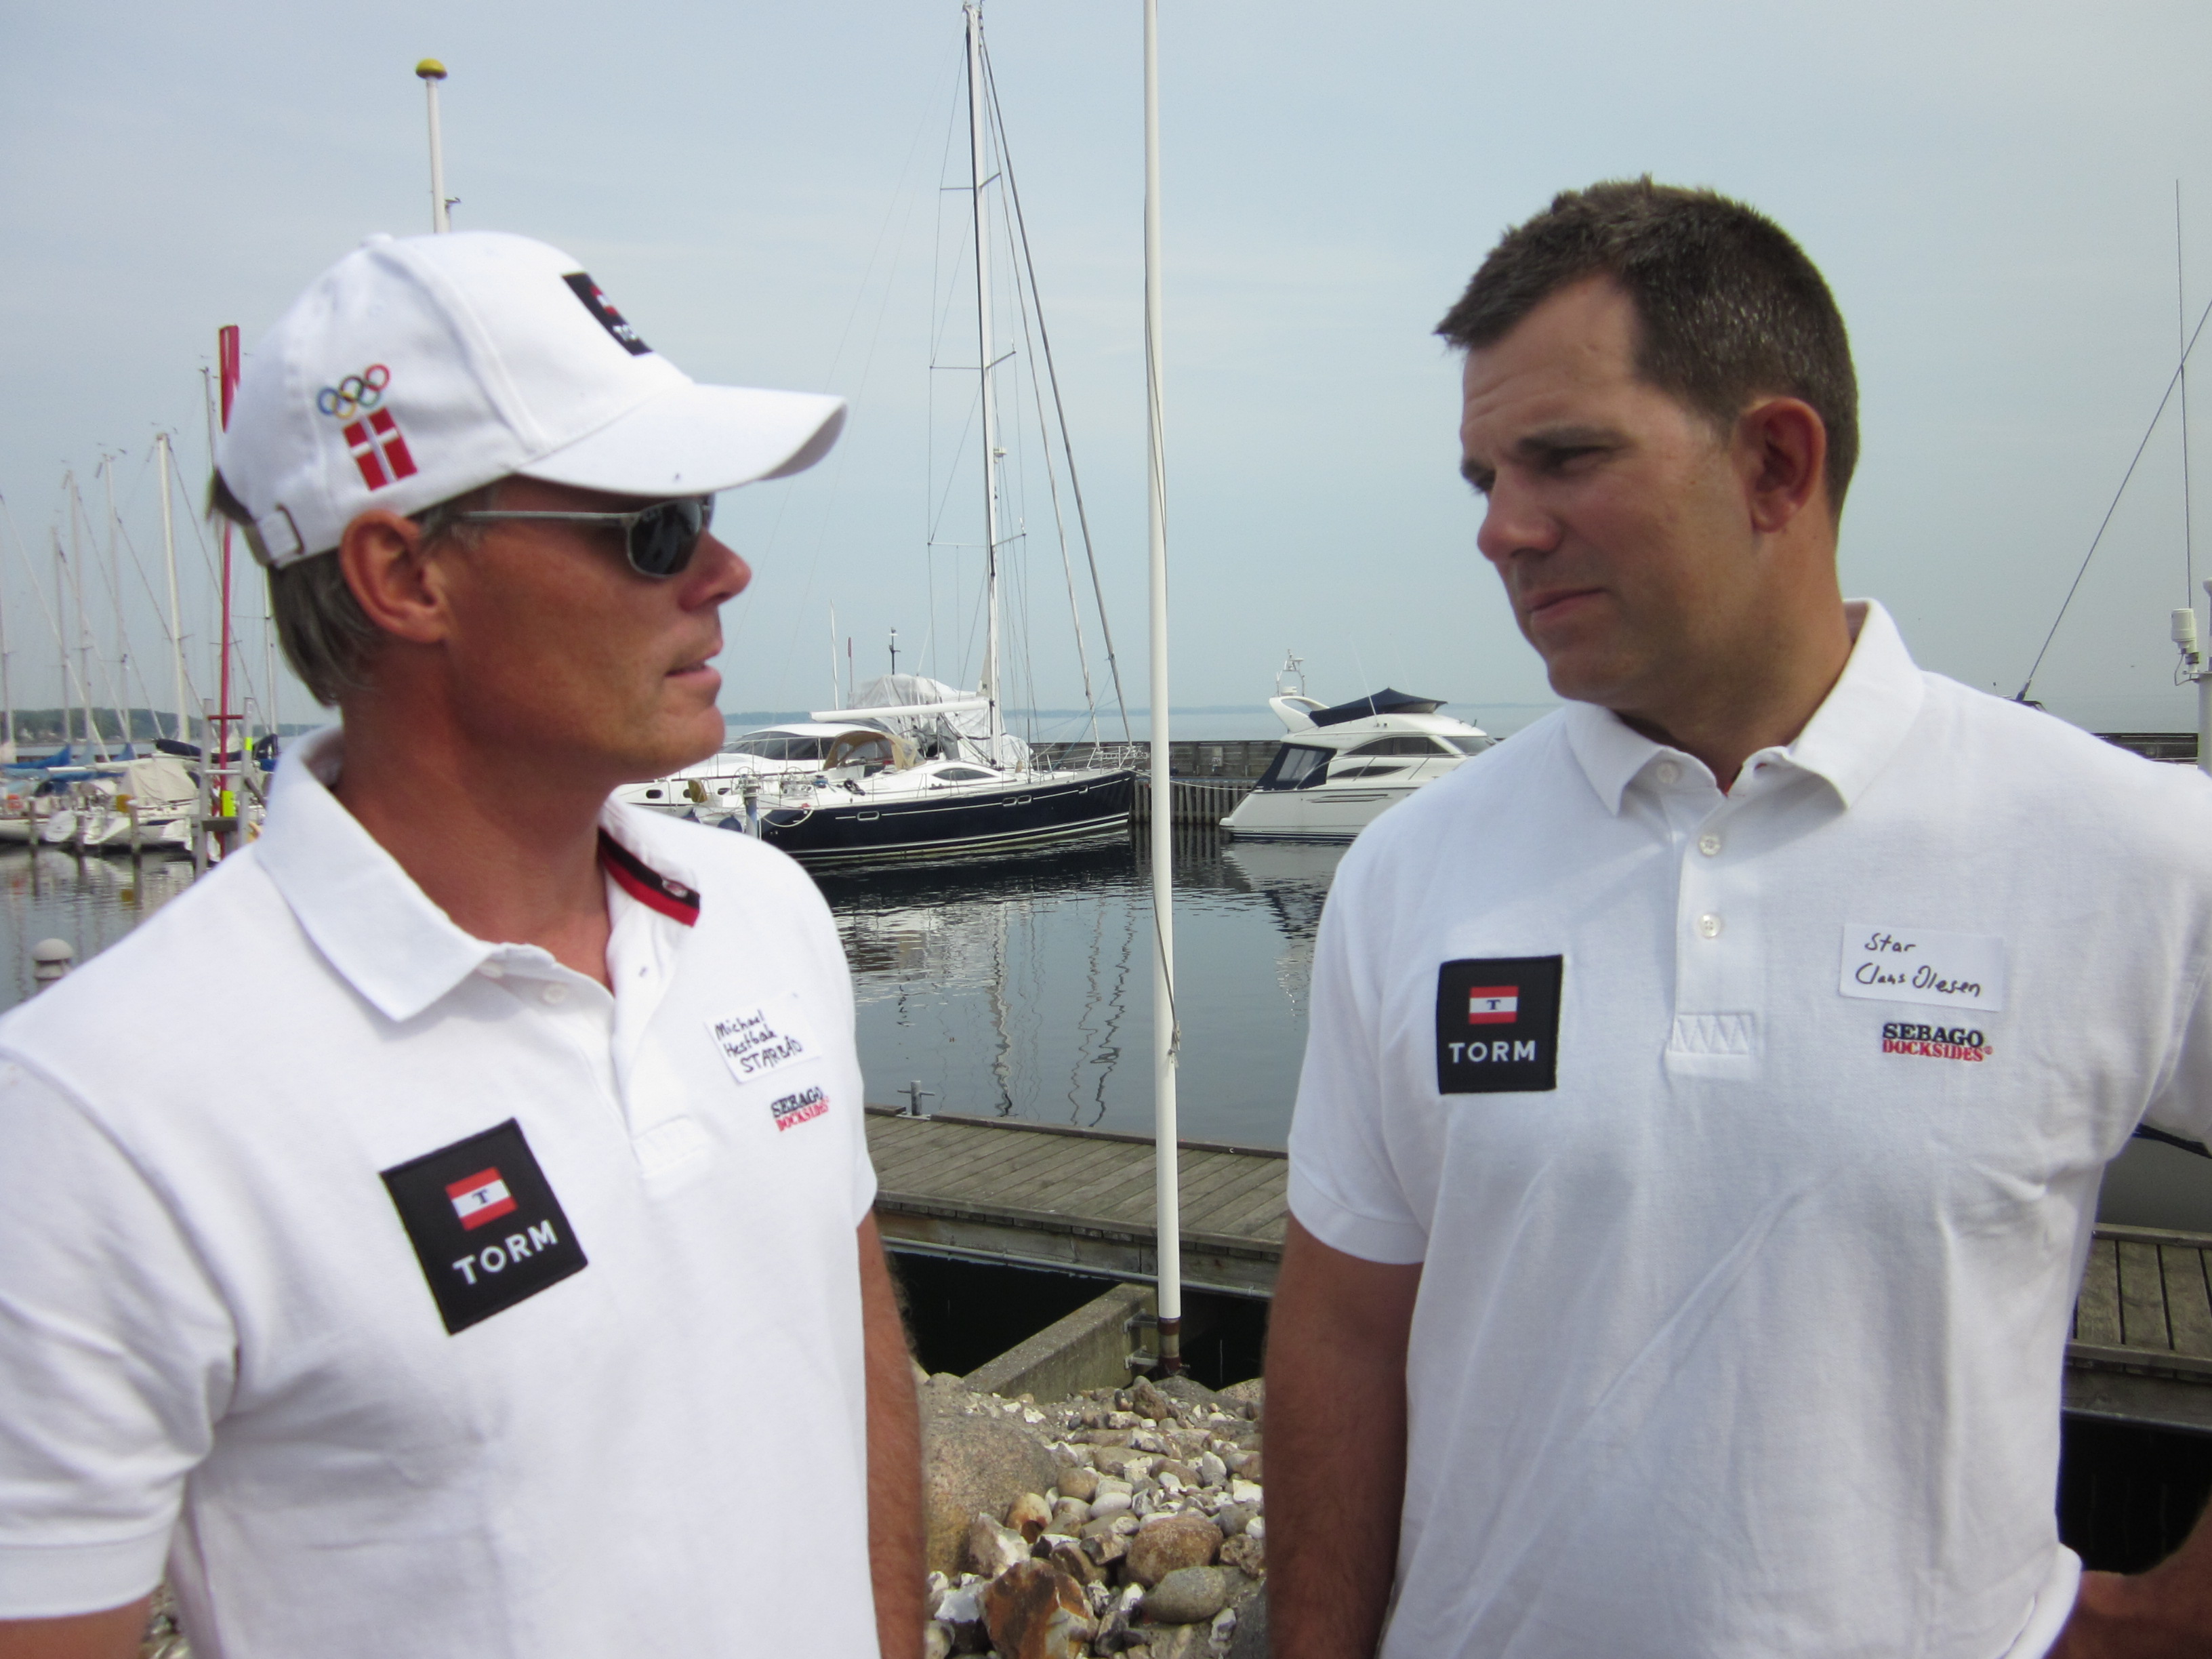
[1222,682,1492,842]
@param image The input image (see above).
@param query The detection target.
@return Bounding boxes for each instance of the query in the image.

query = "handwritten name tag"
[1838,924,2005,1012]
[707,994,821,1086]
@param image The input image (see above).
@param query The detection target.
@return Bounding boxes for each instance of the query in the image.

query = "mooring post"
[31,937,73,990]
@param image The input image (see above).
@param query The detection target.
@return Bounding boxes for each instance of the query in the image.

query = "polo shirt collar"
[257,728,706,1023]
[1563,599,1927,815]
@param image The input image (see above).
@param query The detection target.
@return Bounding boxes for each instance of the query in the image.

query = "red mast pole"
[216,326,241,840]
[217,327,240,758]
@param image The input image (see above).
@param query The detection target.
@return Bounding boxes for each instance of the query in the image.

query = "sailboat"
[696,3,1135,867]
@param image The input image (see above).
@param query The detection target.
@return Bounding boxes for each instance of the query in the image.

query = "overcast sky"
[8,0,2212,740]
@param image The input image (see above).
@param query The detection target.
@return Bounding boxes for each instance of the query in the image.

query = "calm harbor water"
[817,830,1341,1147]
[3,832,2207,1223]
[0,832,1340,1149]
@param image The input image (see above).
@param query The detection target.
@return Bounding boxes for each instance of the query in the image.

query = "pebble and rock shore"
[919,1370,1268,1659]
[136,1372,1266,1659]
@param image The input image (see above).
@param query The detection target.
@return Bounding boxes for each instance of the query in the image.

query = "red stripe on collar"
[597,830,700,927]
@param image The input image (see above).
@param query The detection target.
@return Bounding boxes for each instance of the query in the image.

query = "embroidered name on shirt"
[1435,956,1563,1094]
[770,1084,829,1131]
[1880,1021,1991,1063]
[380,1120,588,1334]
[1837,923,2005,1011]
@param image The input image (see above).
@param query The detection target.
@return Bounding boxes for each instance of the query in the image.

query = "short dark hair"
[1436,178,1859,512]
[207,472,497,706]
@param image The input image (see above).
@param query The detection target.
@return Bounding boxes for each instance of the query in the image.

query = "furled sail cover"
[843,674,1031,769]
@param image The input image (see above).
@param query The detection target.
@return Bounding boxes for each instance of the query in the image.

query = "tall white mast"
[417,60,452,233]
[102,456,125,749]
[965,3,1004,739]
[1143,0,1183,1375]
[157,432,186,743]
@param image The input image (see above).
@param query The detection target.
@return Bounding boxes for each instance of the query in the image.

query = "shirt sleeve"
[0,1057,235,1618]
[2142,949,2212,1145]
[1286,857,1429,1265]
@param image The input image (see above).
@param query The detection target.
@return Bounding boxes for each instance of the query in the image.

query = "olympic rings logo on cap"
[316,364,392,421]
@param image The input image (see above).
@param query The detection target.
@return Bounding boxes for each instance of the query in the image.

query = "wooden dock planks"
[865,1108,1288,1294]
[867,1111,2212,1381]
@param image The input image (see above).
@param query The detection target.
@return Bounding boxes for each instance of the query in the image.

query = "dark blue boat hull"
[741,769,1136,866]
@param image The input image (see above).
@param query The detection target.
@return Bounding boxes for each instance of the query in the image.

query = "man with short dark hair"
[0,231,922,1659]
[1267,180,2212,1657]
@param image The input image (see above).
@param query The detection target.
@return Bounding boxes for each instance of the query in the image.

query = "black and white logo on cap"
[381,1119,588,1334]
[1435,955,1563,1094]
[563,272,652,356]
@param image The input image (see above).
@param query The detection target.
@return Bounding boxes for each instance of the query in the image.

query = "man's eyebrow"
[1512,424,1620,457]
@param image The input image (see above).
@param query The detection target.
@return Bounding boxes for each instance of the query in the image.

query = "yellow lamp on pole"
[415,59,451,233]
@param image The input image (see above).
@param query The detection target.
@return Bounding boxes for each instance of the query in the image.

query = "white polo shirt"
[1290,602,2212,1659]
[0,729,881,1658]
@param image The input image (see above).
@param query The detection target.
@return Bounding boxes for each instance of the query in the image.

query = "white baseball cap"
[217,230,848,567]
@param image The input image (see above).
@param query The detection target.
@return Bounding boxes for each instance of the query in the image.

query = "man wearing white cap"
[0,232,922,1658]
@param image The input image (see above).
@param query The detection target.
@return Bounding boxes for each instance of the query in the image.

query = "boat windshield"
[1441,734,1493,755]
[1254,743,1333,792]
[729,735,830,762]
[1346,735,1457,758]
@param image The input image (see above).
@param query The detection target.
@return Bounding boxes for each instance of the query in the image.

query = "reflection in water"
[812,831,1346,1148]
[0,848,199,1015]
[0,835,1340,1147]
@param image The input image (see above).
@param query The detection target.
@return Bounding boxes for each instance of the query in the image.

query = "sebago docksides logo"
[1881,1021,1991,1063]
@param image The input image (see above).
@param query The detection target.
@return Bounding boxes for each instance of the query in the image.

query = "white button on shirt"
[1290,602,2212,1659]
[0,729,882,1656]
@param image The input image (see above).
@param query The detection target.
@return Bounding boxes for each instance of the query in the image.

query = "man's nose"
[1475,472,1561,567]
[689,531,751,605]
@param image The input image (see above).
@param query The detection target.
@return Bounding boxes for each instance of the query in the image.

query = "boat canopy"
[1307,688,1447,727]
[828,674,1031,769]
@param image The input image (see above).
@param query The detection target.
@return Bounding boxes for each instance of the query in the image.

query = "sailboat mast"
[965,2,1004,739]
[157,432,186,743]
[102,456,125,748]
[1143,0,1183,1375]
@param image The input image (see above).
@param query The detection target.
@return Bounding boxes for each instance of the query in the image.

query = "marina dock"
[868,1107,2212,1429]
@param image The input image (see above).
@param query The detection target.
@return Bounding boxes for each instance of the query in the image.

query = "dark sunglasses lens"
[628,499,709,577]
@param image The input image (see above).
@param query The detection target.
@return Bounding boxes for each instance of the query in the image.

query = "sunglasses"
[455,495,714,579]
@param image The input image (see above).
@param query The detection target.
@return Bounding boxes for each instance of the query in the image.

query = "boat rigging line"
[981,39,1133,743]
[2016,287,2212,703]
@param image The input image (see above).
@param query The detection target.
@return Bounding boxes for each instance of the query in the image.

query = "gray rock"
[1048,1496,1091,1533]
[1128,1377,1178,1422]
[1154,1374,1225,1413]
[968,1513,1031,1578]
[1125,1511,1223,1586]
[1217,1378,1263,1418]
[1225,1586,1268,1659]
[1144,1565,1235,1624]
[1058,1463,1101,1502]
[1141,1615,1217,1656]
[1220,1532,1265,1578]
[922,1410,1060,1578]
[1007,1490,1053,1542]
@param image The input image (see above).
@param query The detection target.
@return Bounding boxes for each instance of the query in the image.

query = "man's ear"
[337,510,453,646]
[1734,397,1828,536]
